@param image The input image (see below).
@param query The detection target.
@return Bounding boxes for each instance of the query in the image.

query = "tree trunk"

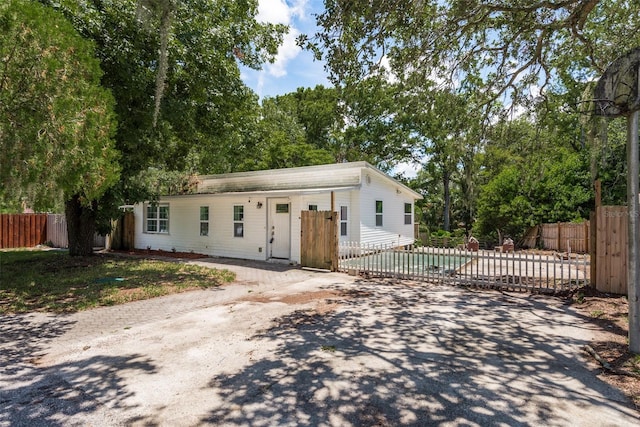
[443,169,451,232]
[65,194,97,256]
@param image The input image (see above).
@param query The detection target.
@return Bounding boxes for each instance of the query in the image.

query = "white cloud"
[258,0,308,25]
[258,0,293,25]
[246,0,326,97]
[265,29,301,78]
[377,56,399,84]
[256,0,312,81]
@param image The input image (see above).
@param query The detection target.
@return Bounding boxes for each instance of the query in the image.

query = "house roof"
[196,162,422,199]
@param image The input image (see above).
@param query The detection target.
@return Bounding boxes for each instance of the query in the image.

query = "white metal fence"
[339,242,589,293]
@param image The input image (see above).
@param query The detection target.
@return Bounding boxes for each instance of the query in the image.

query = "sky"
[240,0,330,99]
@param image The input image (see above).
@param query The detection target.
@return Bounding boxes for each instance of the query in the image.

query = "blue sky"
[240,0,331,98]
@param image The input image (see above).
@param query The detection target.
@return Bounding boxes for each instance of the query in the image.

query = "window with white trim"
[404,203,413,225]
[340,206,348,236]
[200,206,209,236]
[146,203,169,233]
[233,205,244,237]
[375,200,383,227]
[308,204,318,211]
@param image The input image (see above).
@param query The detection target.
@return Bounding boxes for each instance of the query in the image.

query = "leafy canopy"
[39,0,286,204]
[304,1,640,107]
[0,0,119,211]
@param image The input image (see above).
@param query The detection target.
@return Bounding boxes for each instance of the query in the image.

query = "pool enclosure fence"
[338,242,589,293]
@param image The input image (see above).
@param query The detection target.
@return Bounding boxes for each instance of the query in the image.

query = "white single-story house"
[132,162,422,264]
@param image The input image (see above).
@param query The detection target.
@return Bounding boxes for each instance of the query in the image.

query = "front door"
[268,198,291,259]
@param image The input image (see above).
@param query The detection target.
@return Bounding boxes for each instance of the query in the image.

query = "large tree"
[401,88,484,231]
[37,0,286,252]
[0,0,119,254]
[237,94,335,171]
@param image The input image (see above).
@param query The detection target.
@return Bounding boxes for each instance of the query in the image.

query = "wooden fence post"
[590,211,597,288]
[557,222,562,252]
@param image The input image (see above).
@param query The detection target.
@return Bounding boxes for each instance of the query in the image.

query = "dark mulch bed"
[109,248,209,259]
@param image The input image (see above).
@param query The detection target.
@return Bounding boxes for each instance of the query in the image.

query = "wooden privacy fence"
[0,213,106,249]
[0,214,47,248]
[339,242,589,293]
[527,221,590,253]
[45,214,106,249]
[592,206,628,295]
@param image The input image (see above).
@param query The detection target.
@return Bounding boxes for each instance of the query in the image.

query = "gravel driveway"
[1,260,638,426]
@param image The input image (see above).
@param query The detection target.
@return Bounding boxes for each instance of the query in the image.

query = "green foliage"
[338,77,412,167]
[403,88,484,231]
[307,1,640,109]
[290,85,341,151]
[30,0,286,233]
[237,93,335,171]
[0,0,119,211]
[228,81,412,172]
[474,147,592,243]
[39,0,285,180]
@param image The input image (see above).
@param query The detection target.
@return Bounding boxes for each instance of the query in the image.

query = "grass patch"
[629,354,640,374]
[0,250,235,314]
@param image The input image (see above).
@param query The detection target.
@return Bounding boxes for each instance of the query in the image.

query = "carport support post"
[628,109,640,354]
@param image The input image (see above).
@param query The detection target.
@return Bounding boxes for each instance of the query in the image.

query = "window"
[276,203,289,213]
[308,204,318,211]
[375,200,383,227]
[200,206,209,236]
[233,205,244,237]
[404,203,413,225]
[340,206,348,236]
[146,203,169,233]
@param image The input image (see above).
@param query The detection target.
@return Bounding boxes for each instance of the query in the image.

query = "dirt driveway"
[1,260,638,426]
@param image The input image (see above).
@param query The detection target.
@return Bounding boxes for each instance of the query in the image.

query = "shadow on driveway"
[202,279,638,426]
[0,314,157,426]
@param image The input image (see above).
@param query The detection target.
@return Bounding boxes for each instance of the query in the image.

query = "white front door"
[268,198,291,259]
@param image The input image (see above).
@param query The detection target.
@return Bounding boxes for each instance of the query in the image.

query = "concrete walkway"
[1,257,638,426]
[50,257,350,345]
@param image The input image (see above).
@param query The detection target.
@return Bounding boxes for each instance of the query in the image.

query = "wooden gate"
[300,210,337,271]
[110,211,135,250]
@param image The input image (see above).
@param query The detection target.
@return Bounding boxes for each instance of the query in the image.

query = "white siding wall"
[358,171,415,247]
[134,195,270,261]
[334,190,357,244]
[210,195,268,260]
[298,193,333,212]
